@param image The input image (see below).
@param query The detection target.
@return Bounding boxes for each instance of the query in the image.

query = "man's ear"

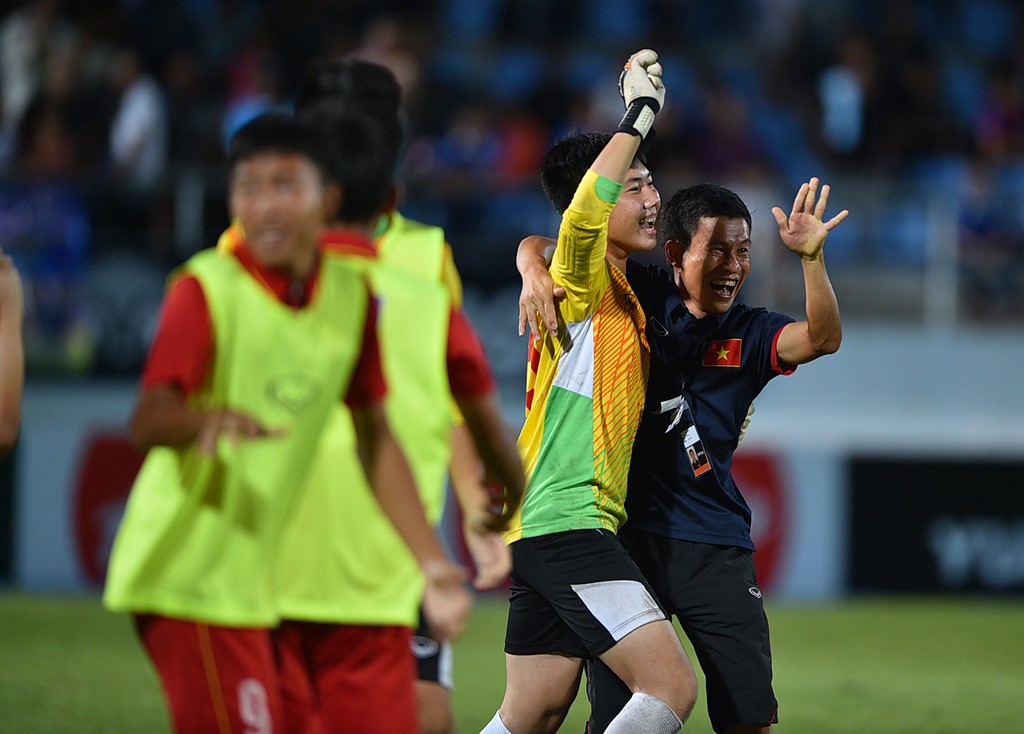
[386,183,403,213]
[665,239,684,268]
[375,185,401,218]
[323,183,342,223]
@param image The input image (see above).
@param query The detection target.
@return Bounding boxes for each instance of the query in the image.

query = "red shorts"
[273,621,417,734]
[135,614,284,734]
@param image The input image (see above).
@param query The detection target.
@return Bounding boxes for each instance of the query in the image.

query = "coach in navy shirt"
[624,255,795,551]
[518,177,847,734]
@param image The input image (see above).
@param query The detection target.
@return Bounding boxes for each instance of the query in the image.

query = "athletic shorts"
[588,528,778,733]
[505,528,666,659]
[272,621,417,734]
[412,607,454,688]
[135,614,284,734]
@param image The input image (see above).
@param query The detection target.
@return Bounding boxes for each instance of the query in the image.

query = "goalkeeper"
[480,50,698,734]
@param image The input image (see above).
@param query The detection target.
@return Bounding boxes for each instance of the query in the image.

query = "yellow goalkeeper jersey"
[508,170,649,541]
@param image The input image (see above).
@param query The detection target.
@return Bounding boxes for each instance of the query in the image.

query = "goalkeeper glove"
[618,49,665,141]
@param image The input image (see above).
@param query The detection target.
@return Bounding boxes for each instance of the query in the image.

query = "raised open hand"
[771,177,848,261]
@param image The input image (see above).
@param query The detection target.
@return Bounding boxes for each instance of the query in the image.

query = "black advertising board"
[850,458,1024,594]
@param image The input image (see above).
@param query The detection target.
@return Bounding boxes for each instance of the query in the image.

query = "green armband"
[595,175,623,205]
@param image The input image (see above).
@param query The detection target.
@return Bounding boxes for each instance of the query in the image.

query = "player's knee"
[610,631,698,721]
[654,683,697,724]
[419,704,454,734]
[416,682,454,734]
[636,660,697,722]
[497,696,572,734]
[501,706,566,734]
[675,664,699,719]
[420,712,454,734]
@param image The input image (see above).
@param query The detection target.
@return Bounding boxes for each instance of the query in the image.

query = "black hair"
[295,58,404,177]
[659,183,752,250]
[539,131,648,214]
[315,113,394,223]
[225,112,332,182]
[225,111,391,224]
[296,58,401,124]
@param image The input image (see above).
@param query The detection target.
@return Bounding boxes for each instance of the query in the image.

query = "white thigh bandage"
[571,579,664,641]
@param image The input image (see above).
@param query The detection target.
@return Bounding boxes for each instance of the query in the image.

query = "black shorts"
[505,529,666,659]
[588,527,778,733]
[411,608,453,688]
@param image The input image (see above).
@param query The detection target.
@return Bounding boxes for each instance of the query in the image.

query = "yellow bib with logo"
[104,250,368,626]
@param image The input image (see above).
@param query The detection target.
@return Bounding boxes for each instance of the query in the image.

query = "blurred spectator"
[892,48,971,172]
[108,45,168,193]
[220,39,288,147]
[0,0,1020,350]
[40,41,113,183]
[161,49,223,166]
[352,16,428,118]
[0,0,79,166]
[752,0,805,55]
[179,0,268,73]
[691,81,772,183]
[972,58,1024,163]
[491,104,548,187]
[958,160,1024,320]
[0,98,93,373]
[817,34,873,160]
[406,99,502,233]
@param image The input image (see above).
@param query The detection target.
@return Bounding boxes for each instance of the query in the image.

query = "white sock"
[479,711,513,734]
[604,692,682,734]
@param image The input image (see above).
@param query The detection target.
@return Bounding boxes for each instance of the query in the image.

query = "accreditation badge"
[660,394,712,478]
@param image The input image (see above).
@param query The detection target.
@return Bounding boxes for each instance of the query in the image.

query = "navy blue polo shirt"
[625,260,795,550]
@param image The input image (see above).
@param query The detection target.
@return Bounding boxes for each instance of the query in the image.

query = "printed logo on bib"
[266,373,322,414]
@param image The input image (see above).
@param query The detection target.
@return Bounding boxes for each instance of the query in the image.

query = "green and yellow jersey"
[508,169,649,541]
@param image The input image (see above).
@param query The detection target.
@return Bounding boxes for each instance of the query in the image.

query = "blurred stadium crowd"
[0,0,1022,376]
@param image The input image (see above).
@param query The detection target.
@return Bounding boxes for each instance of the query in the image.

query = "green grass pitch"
[1,592,1022,733]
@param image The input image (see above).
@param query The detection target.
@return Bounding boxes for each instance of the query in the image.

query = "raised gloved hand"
[617,48,665,140]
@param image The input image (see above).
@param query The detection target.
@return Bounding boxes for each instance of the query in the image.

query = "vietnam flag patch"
[702,339,742,367]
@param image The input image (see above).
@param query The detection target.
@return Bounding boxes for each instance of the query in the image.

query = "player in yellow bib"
[218,60,526,733]
[104,113,468,733]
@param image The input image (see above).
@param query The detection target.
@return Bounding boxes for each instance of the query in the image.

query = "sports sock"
[479,711,513,734]
[604,692,682,733]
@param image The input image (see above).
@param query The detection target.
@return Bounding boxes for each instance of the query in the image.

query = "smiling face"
[668,215,751,318]
[606,164,661,264]
[229,152,336,277]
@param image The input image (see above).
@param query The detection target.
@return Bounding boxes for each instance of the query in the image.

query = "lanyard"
[652,379,712,478]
